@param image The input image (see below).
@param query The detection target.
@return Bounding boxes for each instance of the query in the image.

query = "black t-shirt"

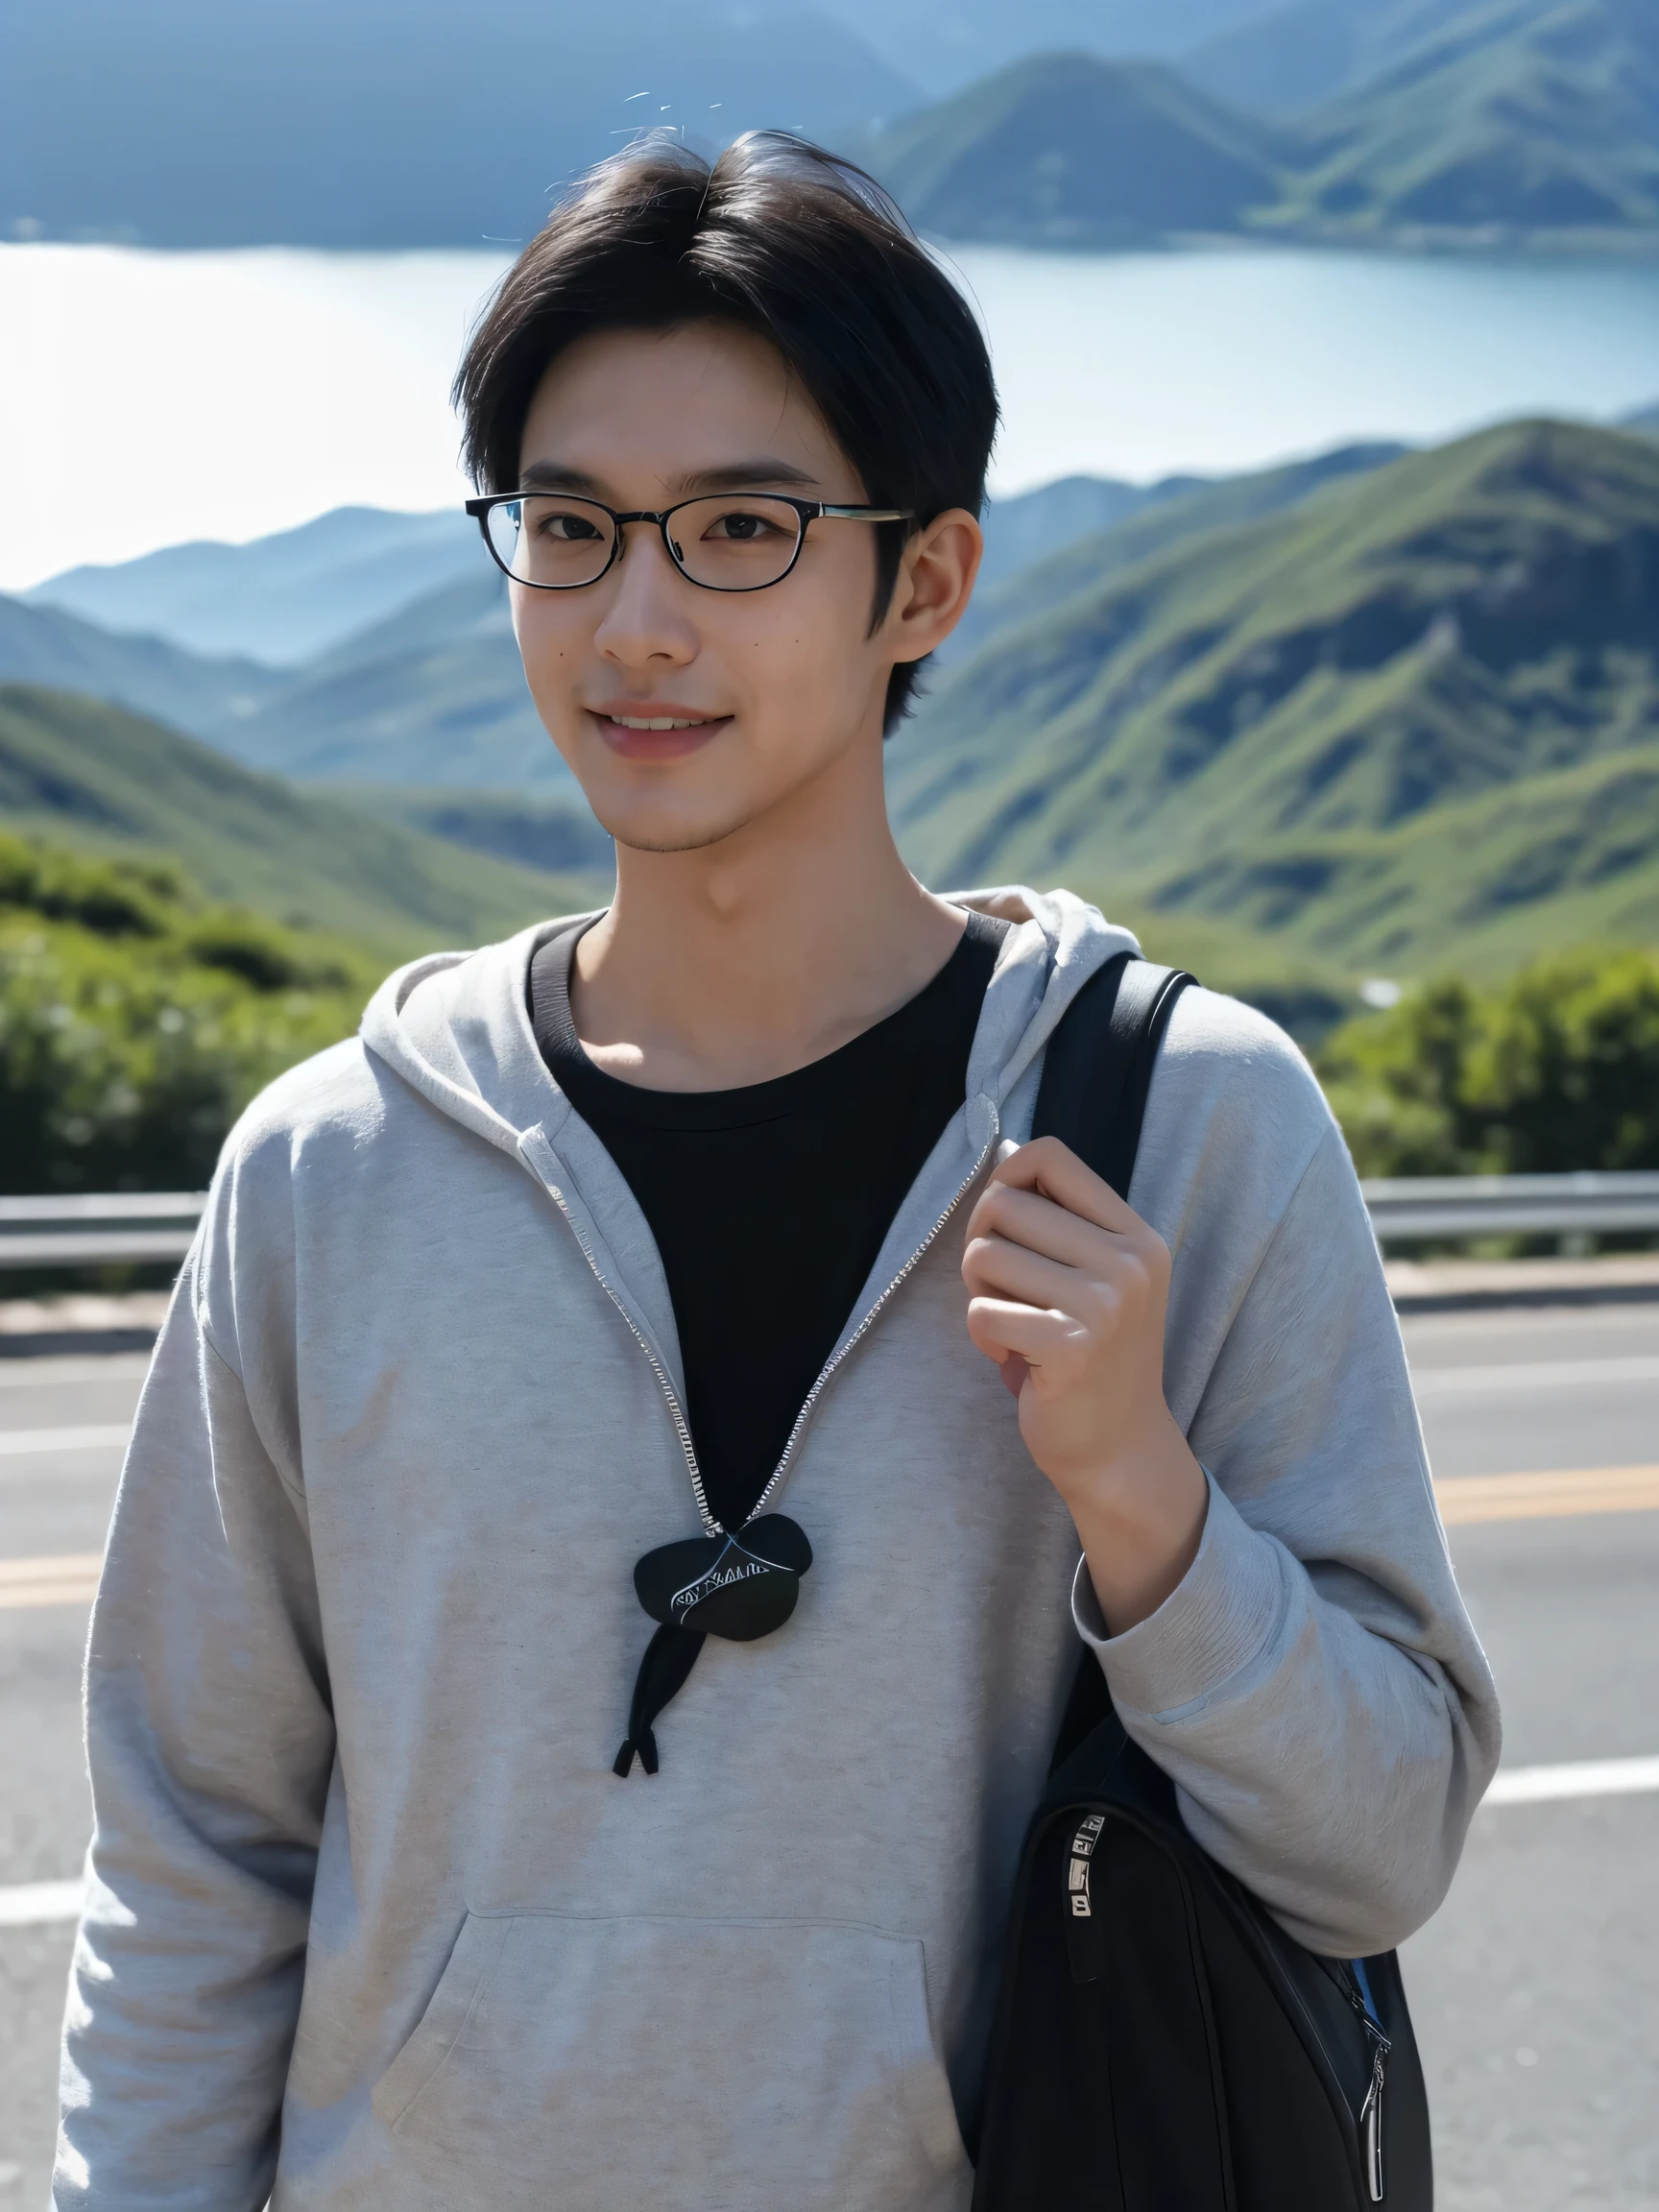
[531,912,1006,1532]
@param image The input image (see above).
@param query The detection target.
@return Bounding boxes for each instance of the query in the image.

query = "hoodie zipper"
[532,1172,718,1536]
[741,1121,998,1524]
[529,1112,998,1539]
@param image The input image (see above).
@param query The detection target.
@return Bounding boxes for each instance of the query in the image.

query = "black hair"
[454,132,998,733]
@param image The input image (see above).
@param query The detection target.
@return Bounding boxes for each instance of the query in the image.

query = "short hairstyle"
[454,132,998,733]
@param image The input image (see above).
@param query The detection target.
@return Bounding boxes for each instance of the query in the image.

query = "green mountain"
[337,785,614,877]
[888,419,1659,976]
[861,4,1659,245]
[0,685,609,960]
[0,572,580,797]
[12,469,1382,797]
[1184,0,1477,114]
[210,572,581,793]
[0,591,282,741]
[947,441,1406,662]
[1268,0,1659,239]
[857,54,1283,244]
[23,506,479,665]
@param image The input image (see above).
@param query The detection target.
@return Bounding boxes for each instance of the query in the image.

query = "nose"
[591,518,699,672]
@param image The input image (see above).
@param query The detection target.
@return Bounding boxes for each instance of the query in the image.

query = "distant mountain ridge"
[25,509,480,665]
[859,1,1659,246]
[1264,0,1659,240]
[0,685,607,958]
[887,418,1659,973]
[0,455,1418,794]
[2,0,921,249]
[809,0,1286,94]
[8,421,1659,992]
[856,56,1281,245]
[1183,0,1479,113]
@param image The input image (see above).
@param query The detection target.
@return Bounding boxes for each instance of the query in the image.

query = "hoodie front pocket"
[373,1909,970,2212]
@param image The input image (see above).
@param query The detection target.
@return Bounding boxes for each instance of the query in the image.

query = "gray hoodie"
[57,888,1499,2212]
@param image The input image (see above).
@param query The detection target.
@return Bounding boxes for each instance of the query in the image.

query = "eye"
[702,507,787,542]
[537,509,604,542]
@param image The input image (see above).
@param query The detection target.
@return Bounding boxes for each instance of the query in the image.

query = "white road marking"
[1484,1755,1659,1807]
[4,1752,1655,1928]
[0,1879,84,1927]
[1413,1355,1659,1395]
[0,1355,151,1388]
[0,1424,131,1455]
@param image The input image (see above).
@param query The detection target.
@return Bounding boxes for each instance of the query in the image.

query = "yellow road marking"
[1436,1465,1659,1525]
[0,1552,103,1608]
[3,1467,1656,1608]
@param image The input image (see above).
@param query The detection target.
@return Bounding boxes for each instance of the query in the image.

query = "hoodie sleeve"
[56,1162,333,2211]
[1072,991,1502,1960]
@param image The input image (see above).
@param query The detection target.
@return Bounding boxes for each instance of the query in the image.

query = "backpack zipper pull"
[1340,1965,1391,2202]
[1359,2034,1387,2201]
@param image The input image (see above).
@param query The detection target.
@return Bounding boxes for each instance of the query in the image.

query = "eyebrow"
[517,455,823,497]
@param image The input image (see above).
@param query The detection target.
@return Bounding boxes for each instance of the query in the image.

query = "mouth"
[588,707,732,761]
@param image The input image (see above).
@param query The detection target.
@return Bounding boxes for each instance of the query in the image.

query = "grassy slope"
[1268,0,1659,239]
[0,685,610,961]
[857,2,1659,246]
[947,442,1407,662]
[890,418,1659,979]
[0,573,577,796]
[192,570,577,793]
[859,54,1282,243]
[0,590,281,744]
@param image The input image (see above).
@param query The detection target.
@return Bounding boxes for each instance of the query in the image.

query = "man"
[58,135,1499,2211]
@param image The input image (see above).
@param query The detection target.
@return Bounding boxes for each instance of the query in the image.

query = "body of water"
[3,239,1658,589]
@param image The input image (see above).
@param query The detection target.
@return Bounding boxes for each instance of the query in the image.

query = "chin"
[592,793,762,857]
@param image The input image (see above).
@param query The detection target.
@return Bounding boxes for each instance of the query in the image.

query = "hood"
[358,888,1141,1164]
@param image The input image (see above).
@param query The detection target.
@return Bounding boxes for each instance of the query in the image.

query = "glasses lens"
[489,496,616,587]
[667,496,803,589]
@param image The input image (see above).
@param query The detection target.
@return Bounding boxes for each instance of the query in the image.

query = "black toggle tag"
[635,1514,813,1638]
[614,1514,812,1777]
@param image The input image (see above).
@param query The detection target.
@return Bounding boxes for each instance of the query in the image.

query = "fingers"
[963,1140,1167,1289]
[985,1134,1138,1233]
[965,1232,1126,1319]
[963,1181,1118,1273]
[965,1295,1094,1382]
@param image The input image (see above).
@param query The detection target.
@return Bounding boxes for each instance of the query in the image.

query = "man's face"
[511,320,939,854]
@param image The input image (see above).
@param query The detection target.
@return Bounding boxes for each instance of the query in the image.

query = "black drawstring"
[613,1624,708,1776]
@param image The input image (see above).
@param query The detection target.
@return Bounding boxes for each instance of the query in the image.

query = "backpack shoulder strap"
[1028,949,1195,1780]
[1030,950,1194,1197]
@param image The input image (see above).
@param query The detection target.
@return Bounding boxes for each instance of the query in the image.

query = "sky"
[3,241,1659,589]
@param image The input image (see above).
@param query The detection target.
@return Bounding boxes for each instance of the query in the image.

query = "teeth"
[610,714,709,731]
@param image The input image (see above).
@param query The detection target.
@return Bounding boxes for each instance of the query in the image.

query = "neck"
[570,737,966,1091]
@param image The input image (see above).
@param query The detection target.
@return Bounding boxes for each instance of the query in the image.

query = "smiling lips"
[590,706,731,760]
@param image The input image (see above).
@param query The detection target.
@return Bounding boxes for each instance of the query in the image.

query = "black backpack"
[971,952,1431,2212]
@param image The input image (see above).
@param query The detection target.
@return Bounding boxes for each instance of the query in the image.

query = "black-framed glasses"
[464,490,912,594]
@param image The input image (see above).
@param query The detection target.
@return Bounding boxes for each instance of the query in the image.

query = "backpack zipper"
[527,1115,998,1536]
[1337,1964,1391,2202]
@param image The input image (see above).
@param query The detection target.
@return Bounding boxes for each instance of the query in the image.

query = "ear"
[882,509,984,664]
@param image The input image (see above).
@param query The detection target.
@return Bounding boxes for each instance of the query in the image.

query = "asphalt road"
[2,1308,1657,2208]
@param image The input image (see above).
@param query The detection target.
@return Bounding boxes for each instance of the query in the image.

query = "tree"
[1317,950,1659,1178]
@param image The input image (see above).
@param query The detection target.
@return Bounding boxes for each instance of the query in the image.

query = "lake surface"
[3,239,1657,589]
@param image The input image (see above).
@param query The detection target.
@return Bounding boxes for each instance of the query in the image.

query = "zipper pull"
[1338,1963,1391,2203]
[1359,2039,1386,2202]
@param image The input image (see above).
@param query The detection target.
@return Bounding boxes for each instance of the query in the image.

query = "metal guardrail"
[0,1192,207,1267]
[3,1173,1659,1269]
[1362,1171,1659,1241]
